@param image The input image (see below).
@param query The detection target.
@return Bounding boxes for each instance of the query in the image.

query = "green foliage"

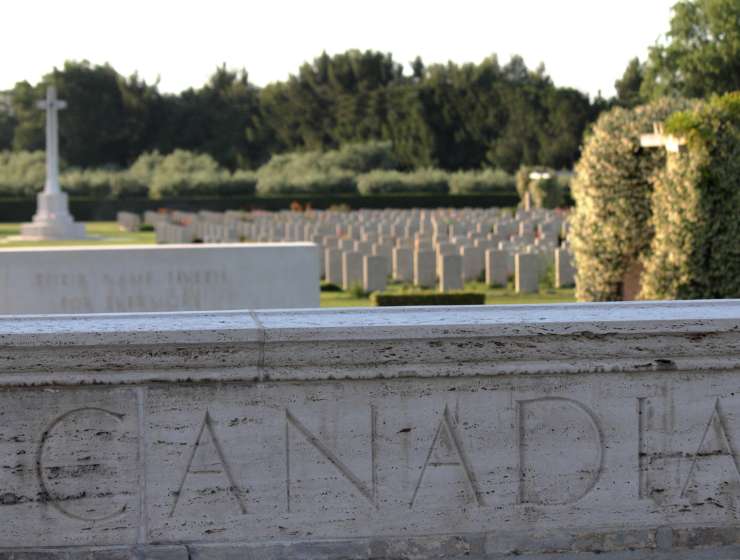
[371,292,486,306]
[0,96,15,151]
[348,283,368,299]
[356,169,448,195]
[2,51,601,173]
[570,98,693,301]
[615,57,645,107]
[448,169,515,194]
[640,92,740,299]
[319,142,399,172]
[0,150,47,197]
[10,62,158,167]
[540,264,556,290]
[257,168,356,196]
[255,142,398,195]
[320,281,342,292]
[641,0,740,99]
[145,150,257,198]
[0,149,255,199]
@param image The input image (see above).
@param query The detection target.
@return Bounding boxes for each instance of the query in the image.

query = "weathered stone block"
[0,243,320,313]
[0,301,737,558]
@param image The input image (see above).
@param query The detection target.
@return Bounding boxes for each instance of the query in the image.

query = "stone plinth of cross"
[36,86,67,196]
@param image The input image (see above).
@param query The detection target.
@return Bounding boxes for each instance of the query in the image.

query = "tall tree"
[154,66,267,169]
[0,93,16,150]
[641,0,740,99]
[615,57,645,107]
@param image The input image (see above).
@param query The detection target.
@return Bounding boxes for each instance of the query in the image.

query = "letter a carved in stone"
[409,404,484,509]
[681,398,740,501]
[170,411,246,517]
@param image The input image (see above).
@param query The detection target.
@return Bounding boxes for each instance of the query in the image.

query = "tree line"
[1,0,735,175]
[0,53,602,173]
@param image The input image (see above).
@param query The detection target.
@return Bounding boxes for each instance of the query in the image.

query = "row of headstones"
[134,208,568,245]
[325,244,575,294]
[120,208,575,292]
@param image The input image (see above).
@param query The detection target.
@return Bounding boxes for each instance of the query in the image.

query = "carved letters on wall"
[38,407,129,522]
[33,382,740,524]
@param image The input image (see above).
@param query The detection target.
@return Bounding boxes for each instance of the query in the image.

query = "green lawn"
[0,221,155,247]
[321,281,575,307]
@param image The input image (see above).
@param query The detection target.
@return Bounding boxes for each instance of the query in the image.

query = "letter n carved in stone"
[285,407,377,512]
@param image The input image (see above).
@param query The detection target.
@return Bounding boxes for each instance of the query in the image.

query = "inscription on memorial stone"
[2,370,740,548]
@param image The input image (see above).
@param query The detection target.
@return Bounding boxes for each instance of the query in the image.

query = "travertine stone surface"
[0,243,319,313]
[0,300,739,559]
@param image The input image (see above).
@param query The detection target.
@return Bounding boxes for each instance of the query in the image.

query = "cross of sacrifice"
[36,86,67,195]
[640,122,687,154]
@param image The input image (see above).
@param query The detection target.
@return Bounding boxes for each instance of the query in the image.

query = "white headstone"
[485,249,509,287]
[342,251,363,290]
[392,247,413,283]
[555,248,576,288]
[325,248,343,286]
[414,250,436,288]
[363,255,387,293]
[439,254,464,292]
[515,253,539,293]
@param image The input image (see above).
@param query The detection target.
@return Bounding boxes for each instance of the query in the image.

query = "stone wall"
[1,300,739,558]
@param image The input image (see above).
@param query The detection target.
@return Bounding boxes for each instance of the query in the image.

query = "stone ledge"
[0,300,737,382]
[4,531,740,559]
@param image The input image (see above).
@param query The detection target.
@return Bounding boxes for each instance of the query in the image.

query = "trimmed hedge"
[0,149,257,199]
[448,169,515,194]
[640,92,740,300]
[0,193,522,222]
[257,169,357,195]
[569,98,692,301]
[356,169,448,195]
[371,292,486,306]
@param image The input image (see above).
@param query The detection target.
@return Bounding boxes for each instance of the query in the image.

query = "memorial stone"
[392,247,413,283]
[325,248,343,286]
[342,251,363,290]
[555,247,576,288]
[460,245,484,282]
[439,254,464,292]
[0,243,320,313]
[116,212,141,232]
[485,249,510,287]
[414,250,436,288]
[20,87,86,240]
[363,255,387,293]
[0,302,738,558]
[515,253,540,293]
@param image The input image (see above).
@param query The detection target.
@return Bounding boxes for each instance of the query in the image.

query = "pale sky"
[1,0,676,99]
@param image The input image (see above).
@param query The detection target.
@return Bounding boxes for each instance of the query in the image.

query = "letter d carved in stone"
[517,397,604,505]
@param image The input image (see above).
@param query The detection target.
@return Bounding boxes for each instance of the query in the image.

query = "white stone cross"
[640,122,686,154]
[36,86,67,195]
[18,86,85,240]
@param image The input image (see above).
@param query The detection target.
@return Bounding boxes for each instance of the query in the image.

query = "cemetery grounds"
[0,221,575,307]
